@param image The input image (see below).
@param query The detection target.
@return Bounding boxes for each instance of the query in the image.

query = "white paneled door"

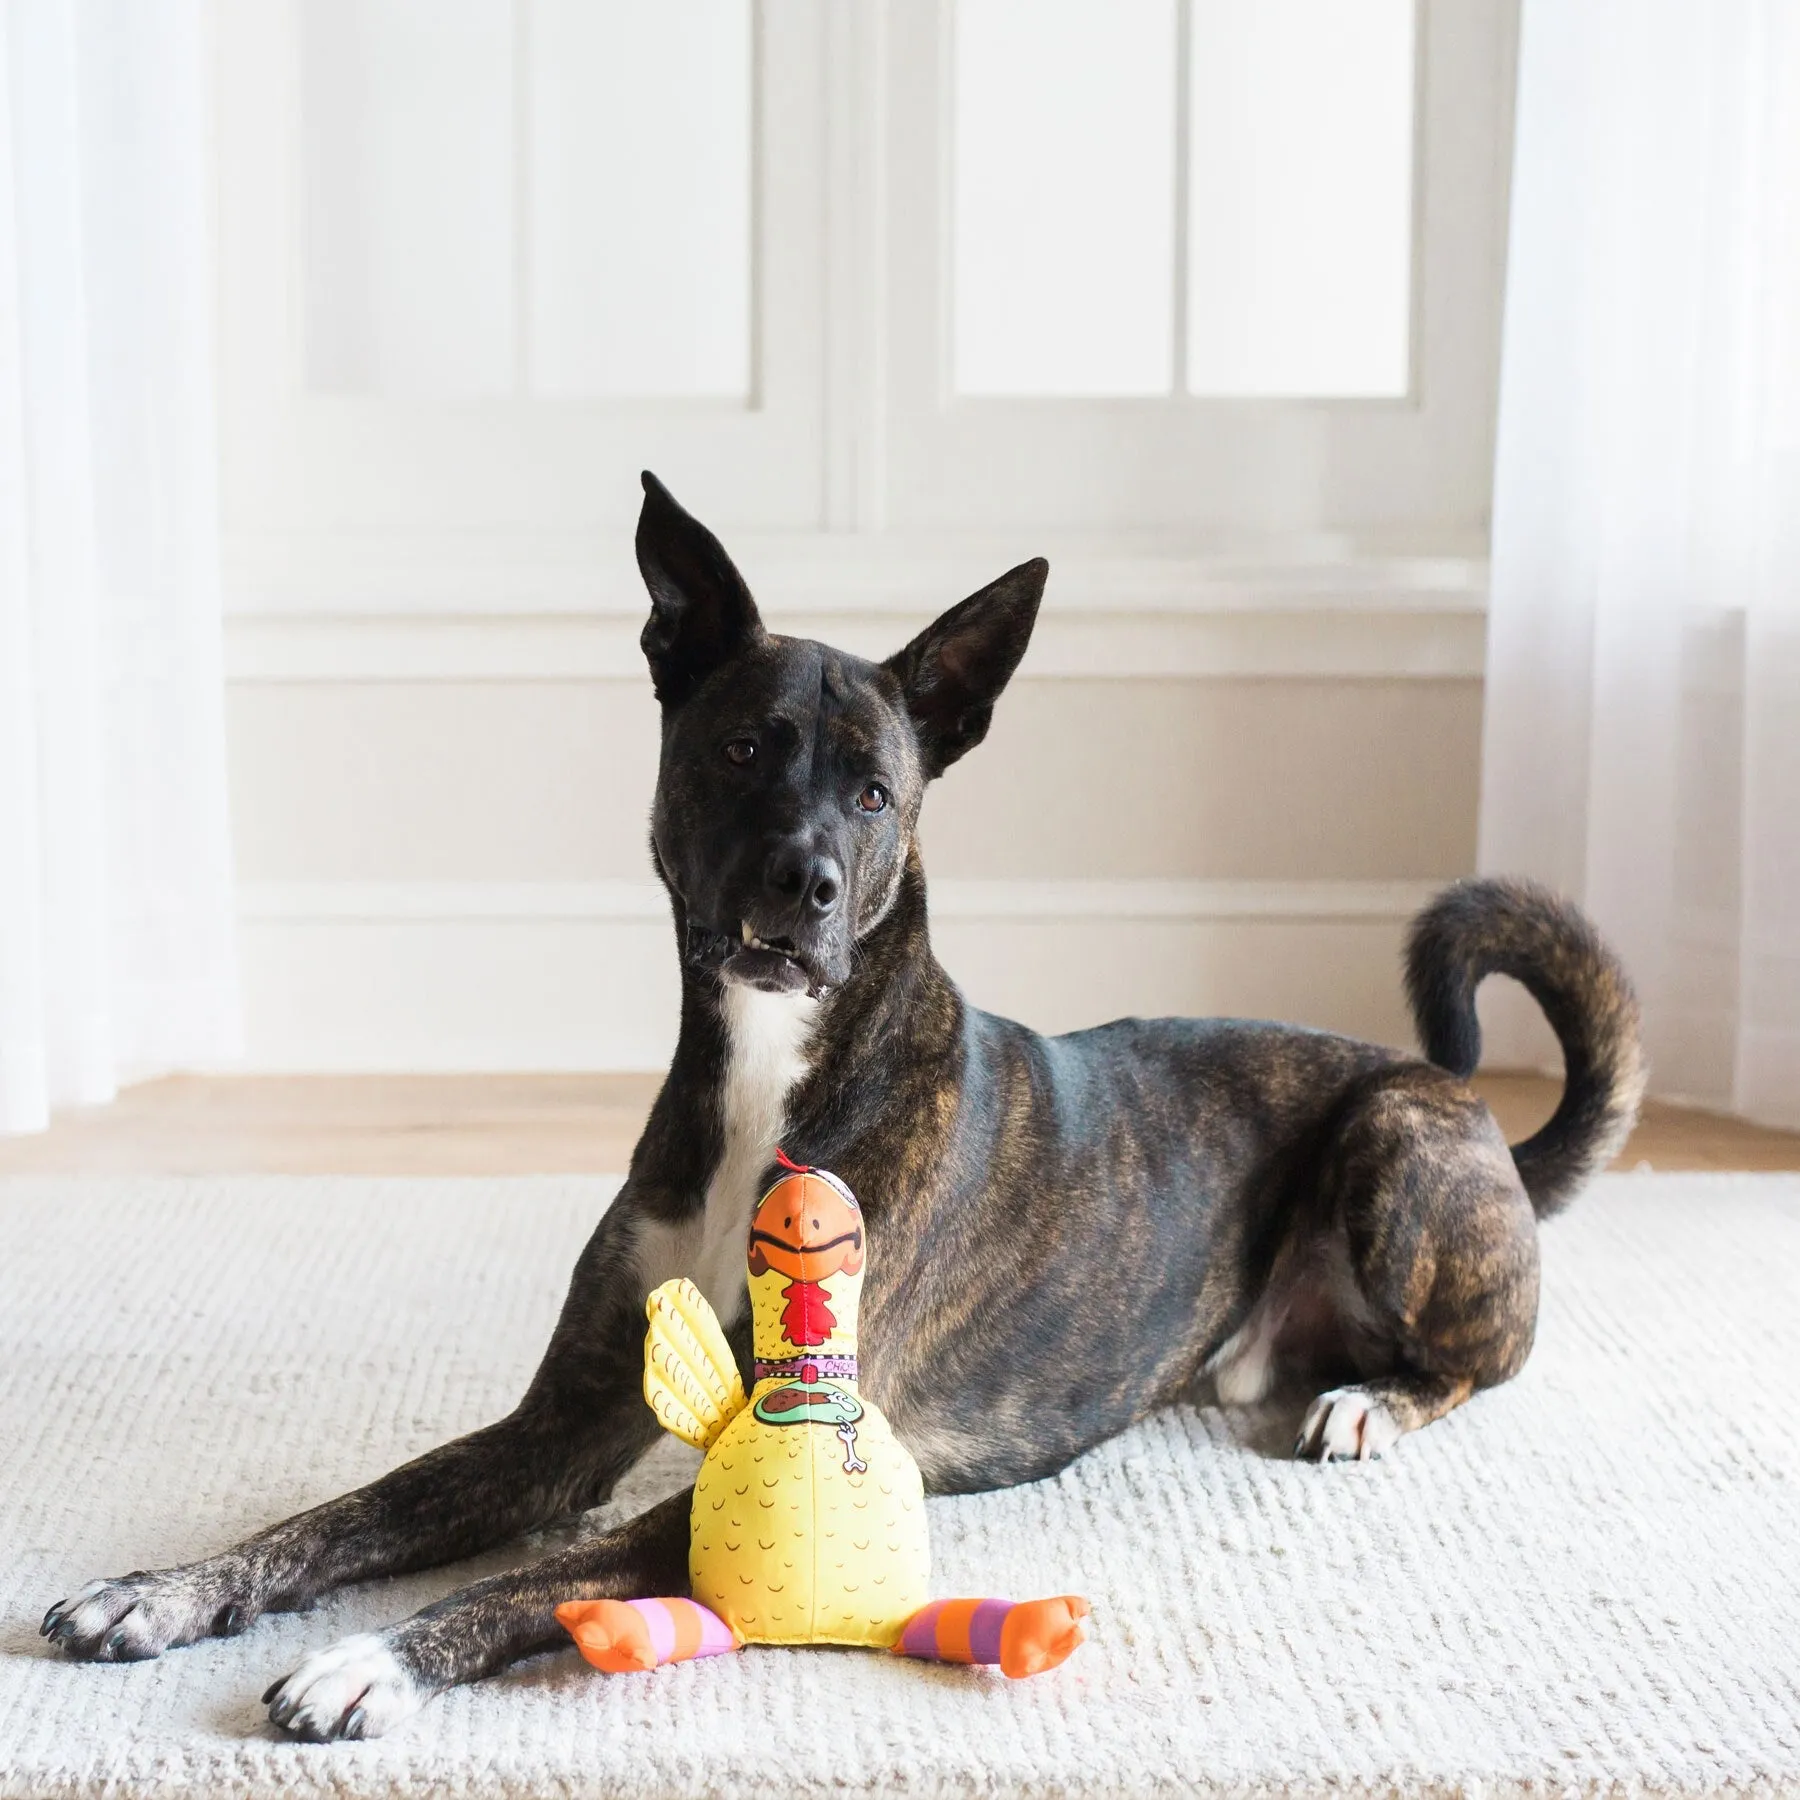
[953,0,1178,398]
[300,0,520,398]
[952,0,1417,404]
[218,1,1515,574]
[300,1,755,403]
[216,1,1514,1074]
[885,0,1513,535]
[526,4,753,400]
[1184,0,1417,399]
[219,0,822,551]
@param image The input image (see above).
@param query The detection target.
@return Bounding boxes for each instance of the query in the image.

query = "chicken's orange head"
[746,1167,864,1283]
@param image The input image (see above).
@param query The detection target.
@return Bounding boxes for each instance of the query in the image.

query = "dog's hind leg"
[1294,1064,1541,1463]
[264,1488,693,1741]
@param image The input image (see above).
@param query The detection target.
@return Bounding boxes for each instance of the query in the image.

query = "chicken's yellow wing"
[643,1278,747,1451]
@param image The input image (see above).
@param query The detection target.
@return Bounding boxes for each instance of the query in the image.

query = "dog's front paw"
[264,1632,426,1741]
[1295,1386,1402,1462]
[42,1566,251,1661]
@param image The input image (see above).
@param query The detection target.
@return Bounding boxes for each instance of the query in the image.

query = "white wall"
[214,1,1515,1071]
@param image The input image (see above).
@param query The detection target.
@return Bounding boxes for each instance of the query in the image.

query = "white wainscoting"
[234,877,1443,1072]
[224,540,1484,1073]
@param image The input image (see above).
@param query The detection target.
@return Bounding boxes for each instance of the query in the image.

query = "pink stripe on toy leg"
[632,1598,676,1665]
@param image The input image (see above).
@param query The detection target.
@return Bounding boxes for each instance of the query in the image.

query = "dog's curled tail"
[1405,877,1645,1219]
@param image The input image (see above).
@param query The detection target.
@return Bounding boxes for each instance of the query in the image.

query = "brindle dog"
[42,474,1644,1740]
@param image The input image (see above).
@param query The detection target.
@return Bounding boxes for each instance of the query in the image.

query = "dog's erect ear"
[636,471,765,706]
[883,558,1048,776]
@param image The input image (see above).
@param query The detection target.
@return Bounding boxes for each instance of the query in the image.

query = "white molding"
[222,532,1488,681]
[239,882,671,923]
[931,878,1442,920]
[222,529,1489,615]
[237,877,1444,926]
[224,604,1485,683]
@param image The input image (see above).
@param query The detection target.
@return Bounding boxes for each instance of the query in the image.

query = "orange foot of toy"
[999,1595,1090,1679]
[555,1599,656,1673]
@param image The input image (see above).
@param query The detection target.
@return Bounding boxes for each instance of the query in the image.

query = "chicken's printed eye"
[724,739,756,766]
[857,783,889,814]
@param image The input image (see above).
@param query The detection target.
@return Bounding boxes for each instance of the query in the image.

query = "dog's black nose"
[765,843,843,918]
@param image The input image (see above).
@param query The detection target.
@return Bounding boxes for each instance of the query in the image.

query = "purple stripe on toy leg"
[632,1598,676,1665]
[967,1599,1013,1665]
[901,1602,946,1657]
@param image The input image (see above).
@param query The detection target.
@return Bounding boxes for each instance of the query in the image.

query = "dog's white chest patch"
[635,983,818,1329]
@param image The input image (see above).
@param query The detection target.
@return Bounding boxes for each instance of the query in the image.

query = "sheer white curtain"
[0,0,238,1135]
[1480,0,1800,1128]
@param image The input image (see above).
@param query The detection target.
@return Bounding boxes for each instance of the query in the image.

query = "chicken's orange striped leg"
[896,1596,1089,1678]
[555,1598,737,1672]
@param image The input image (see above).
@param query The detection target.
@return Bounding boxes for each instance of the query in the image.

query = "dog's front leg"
[43,1202,663,1663]
[263,1486,693,1740]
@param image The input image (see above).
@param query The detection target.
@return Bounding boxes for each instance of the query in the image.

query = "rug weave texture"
[2,1172,1797,1798]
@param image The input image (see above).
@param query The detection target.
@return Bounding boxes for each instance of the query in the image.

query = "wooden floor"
[0,1070,1795,1175]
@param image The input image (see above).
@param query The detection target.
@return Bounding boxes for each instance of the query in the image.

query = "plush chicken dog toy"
[555,1155,1088,1678]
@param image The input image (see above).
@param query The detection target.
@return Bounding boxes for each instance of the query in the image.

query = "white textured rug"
[3,1173,1798,1798]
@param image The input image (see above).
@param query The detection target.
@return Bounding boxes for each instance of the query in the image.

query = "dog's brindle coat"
[43,475,1644,1740]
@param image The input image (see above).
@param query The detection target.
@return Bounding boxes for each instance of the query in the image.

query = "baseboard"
[234,878,1444,1072]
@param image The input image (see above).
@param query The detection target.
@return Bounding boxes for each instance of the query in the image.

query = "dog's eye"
[857,783,889,814]
[724,739,756,767]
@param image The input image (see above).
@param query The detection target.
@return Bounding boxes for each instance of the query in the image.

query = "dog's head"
[638,472,1047,998]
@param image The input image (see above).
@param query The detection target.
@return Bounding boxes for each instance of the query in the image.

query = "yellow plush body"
[643,1170,930,1648]
[689,1380,927,1647]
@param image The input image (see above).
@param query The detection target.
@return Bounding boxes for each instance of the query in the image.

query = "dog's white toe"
[265,1632,424,1741]
[1295,1386,1402,1462]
